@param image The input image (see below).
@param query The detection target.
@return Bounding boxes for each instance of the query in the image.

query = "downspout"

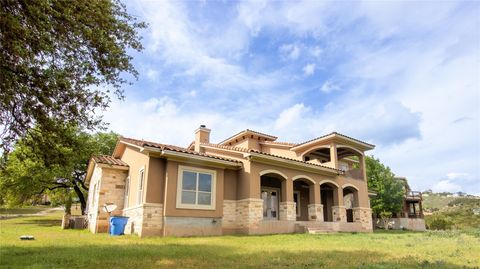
[161,150,168,237]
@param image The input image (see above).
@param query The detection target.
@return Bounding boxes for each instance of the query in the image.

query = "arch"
[292,175,316,185]
[259,169,288,180]
[336,145,363,156]
[318,179,339,188]
[299,145,331,158]
[342,183,359,191]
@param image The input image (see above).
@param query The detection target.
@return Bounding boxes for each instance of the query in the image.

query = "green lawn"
[0,211,479,269]
[0,205,51,216]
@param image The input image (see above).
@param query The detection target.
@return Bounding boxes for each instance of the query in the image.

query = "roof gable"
[219,129,277,145]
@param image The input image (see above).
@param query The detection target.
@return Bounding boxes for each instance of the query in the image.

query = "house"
[373,177,426,231]
[85,126,376,237]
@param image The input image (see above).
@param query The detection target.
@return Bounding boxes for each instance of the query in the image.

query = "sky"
[102,0,480,195]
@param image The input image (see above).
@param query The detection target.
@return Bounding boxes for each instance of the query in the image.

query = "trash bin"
[109,216,129,235]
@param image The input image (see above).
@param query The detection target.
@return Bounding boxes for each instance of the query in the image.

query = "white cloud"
[302,63,316,76]
[319,80,339,93]
[114,0,480,195]
[279,43,301,60]
[447,173,469,180]
[432,180,462,193]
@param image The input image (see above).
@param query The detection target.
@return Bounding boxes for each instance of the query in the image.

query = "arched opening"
[336,146,364,180]
[320,182,339,222]
[343,186,359,223]
[302,147,331,164]
[260,172,286,220]
[292,177,315,221]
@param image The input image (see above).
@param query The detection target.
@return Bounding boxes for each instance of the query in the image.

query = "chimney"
[195,125,210,152]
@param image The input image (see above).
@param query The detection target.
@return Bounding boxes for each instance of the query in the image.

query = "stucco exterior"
[86,127,376,237]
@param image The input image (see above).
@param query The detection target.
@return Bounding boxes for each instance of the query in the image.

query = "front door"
[261,188,279,220]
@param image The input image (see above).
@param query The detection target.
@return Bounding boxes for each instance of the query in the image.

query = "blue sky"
[103,1,480,195]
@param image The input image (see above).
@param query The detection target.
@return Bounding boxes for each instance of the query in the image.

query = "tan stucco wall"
[120,146,149,208]
[145,157,166,204]
[260,145,298,159]
[224,169,237,200]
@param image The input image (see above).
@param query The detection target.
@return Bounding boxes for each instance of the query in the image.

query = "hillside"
[423,194,480,230]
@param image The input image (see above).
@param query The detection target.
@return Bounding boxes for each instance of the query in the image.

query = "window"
[176,166,216,210]
[137,169,144,205]
[124,176,130,208]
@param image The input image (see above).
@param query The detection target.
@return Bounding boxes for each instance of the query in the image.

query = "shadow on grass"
[17,219,61,227]
[0,243,475,269]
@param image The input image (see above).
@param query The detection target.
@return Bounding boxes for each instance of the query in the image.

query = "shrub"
[427,217,453,230]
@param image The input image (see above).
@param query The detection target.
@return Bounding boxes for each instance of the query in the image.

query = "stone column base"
[307,204,323,221]
[236,198,263,230]
[332,206,347,222]
[279,201,297,221]
[353,207,373,231]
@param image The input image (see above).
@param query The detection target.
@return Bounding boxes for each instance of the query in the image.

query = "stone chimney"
[195,125,210,152]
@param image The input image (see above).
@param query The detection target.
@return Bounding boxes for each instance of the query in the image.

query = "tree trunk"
[72,182,87,215]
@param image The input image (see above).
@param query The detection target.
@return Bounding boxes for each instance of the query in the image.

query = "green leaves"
[0,0,146,152]
[365,156,404,215]
[0,123,119,212]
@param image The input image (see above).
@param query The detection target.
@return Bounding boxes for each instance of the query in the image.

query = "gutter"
[143,146,242,168]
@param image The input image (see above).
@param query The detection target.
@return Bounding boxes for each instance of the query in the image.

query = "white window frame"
[137,168,145,205]
[176,165,216,210]
[124,176,130,209]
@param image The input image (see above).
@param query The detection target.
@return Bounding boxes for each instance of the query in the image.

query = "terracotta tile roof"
[200,143,341,173]
[92,155,128,167]
[261,141,298,146]
[219,129,278,145]
[119,137,241,163]
[293,132,375,149]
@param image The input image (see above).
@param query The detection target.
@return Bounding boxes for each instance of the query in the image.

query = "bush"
[427,217,453,230]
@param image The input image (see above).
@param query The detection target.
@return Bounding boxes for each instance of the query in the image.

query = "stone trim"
[279,201,296,221]
[307,204,323,221]
[332,205,346,222]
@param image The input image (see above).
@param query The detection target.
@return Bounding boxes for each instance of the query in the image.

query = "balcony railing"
[405,191,422,200]
[344,169,363,180]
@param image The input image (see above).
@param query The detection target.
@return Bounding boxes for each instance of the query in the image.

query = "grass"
[0,211,479,269]
[0,205,51,216]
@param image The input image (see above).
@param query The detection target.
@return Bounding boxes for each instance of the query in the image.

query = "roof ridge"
[294,132,374,148]
[219,129,277,145]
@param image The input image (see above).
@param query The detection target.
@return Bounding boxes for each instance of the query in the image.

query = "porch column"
[308,184,323,221]
[330,143,339,169]
[332,187,346,222]
[280,178,296,221]
[359,154,367,181]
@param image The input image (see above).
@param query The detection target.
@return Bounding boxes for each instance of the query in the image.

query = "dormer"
[219,129,277,151]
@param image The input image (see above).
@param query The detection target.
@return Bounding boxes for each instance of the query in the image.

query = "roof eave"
[144,146,242,169]
[248,152,341,176]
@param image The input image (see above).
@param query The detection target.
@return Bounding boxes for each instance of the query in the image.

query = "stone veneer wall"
[353,207,373,231]
[279,201,297,221]
[222,200,237,233]
[236,198,263,233]
[123,203,163,237]
[332,206,347,222]
[307,204,324,221]
[88,167,127,233]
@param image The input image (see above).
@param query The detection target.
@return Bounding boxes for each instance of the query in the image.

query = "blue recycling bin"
[109,216,129,235]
